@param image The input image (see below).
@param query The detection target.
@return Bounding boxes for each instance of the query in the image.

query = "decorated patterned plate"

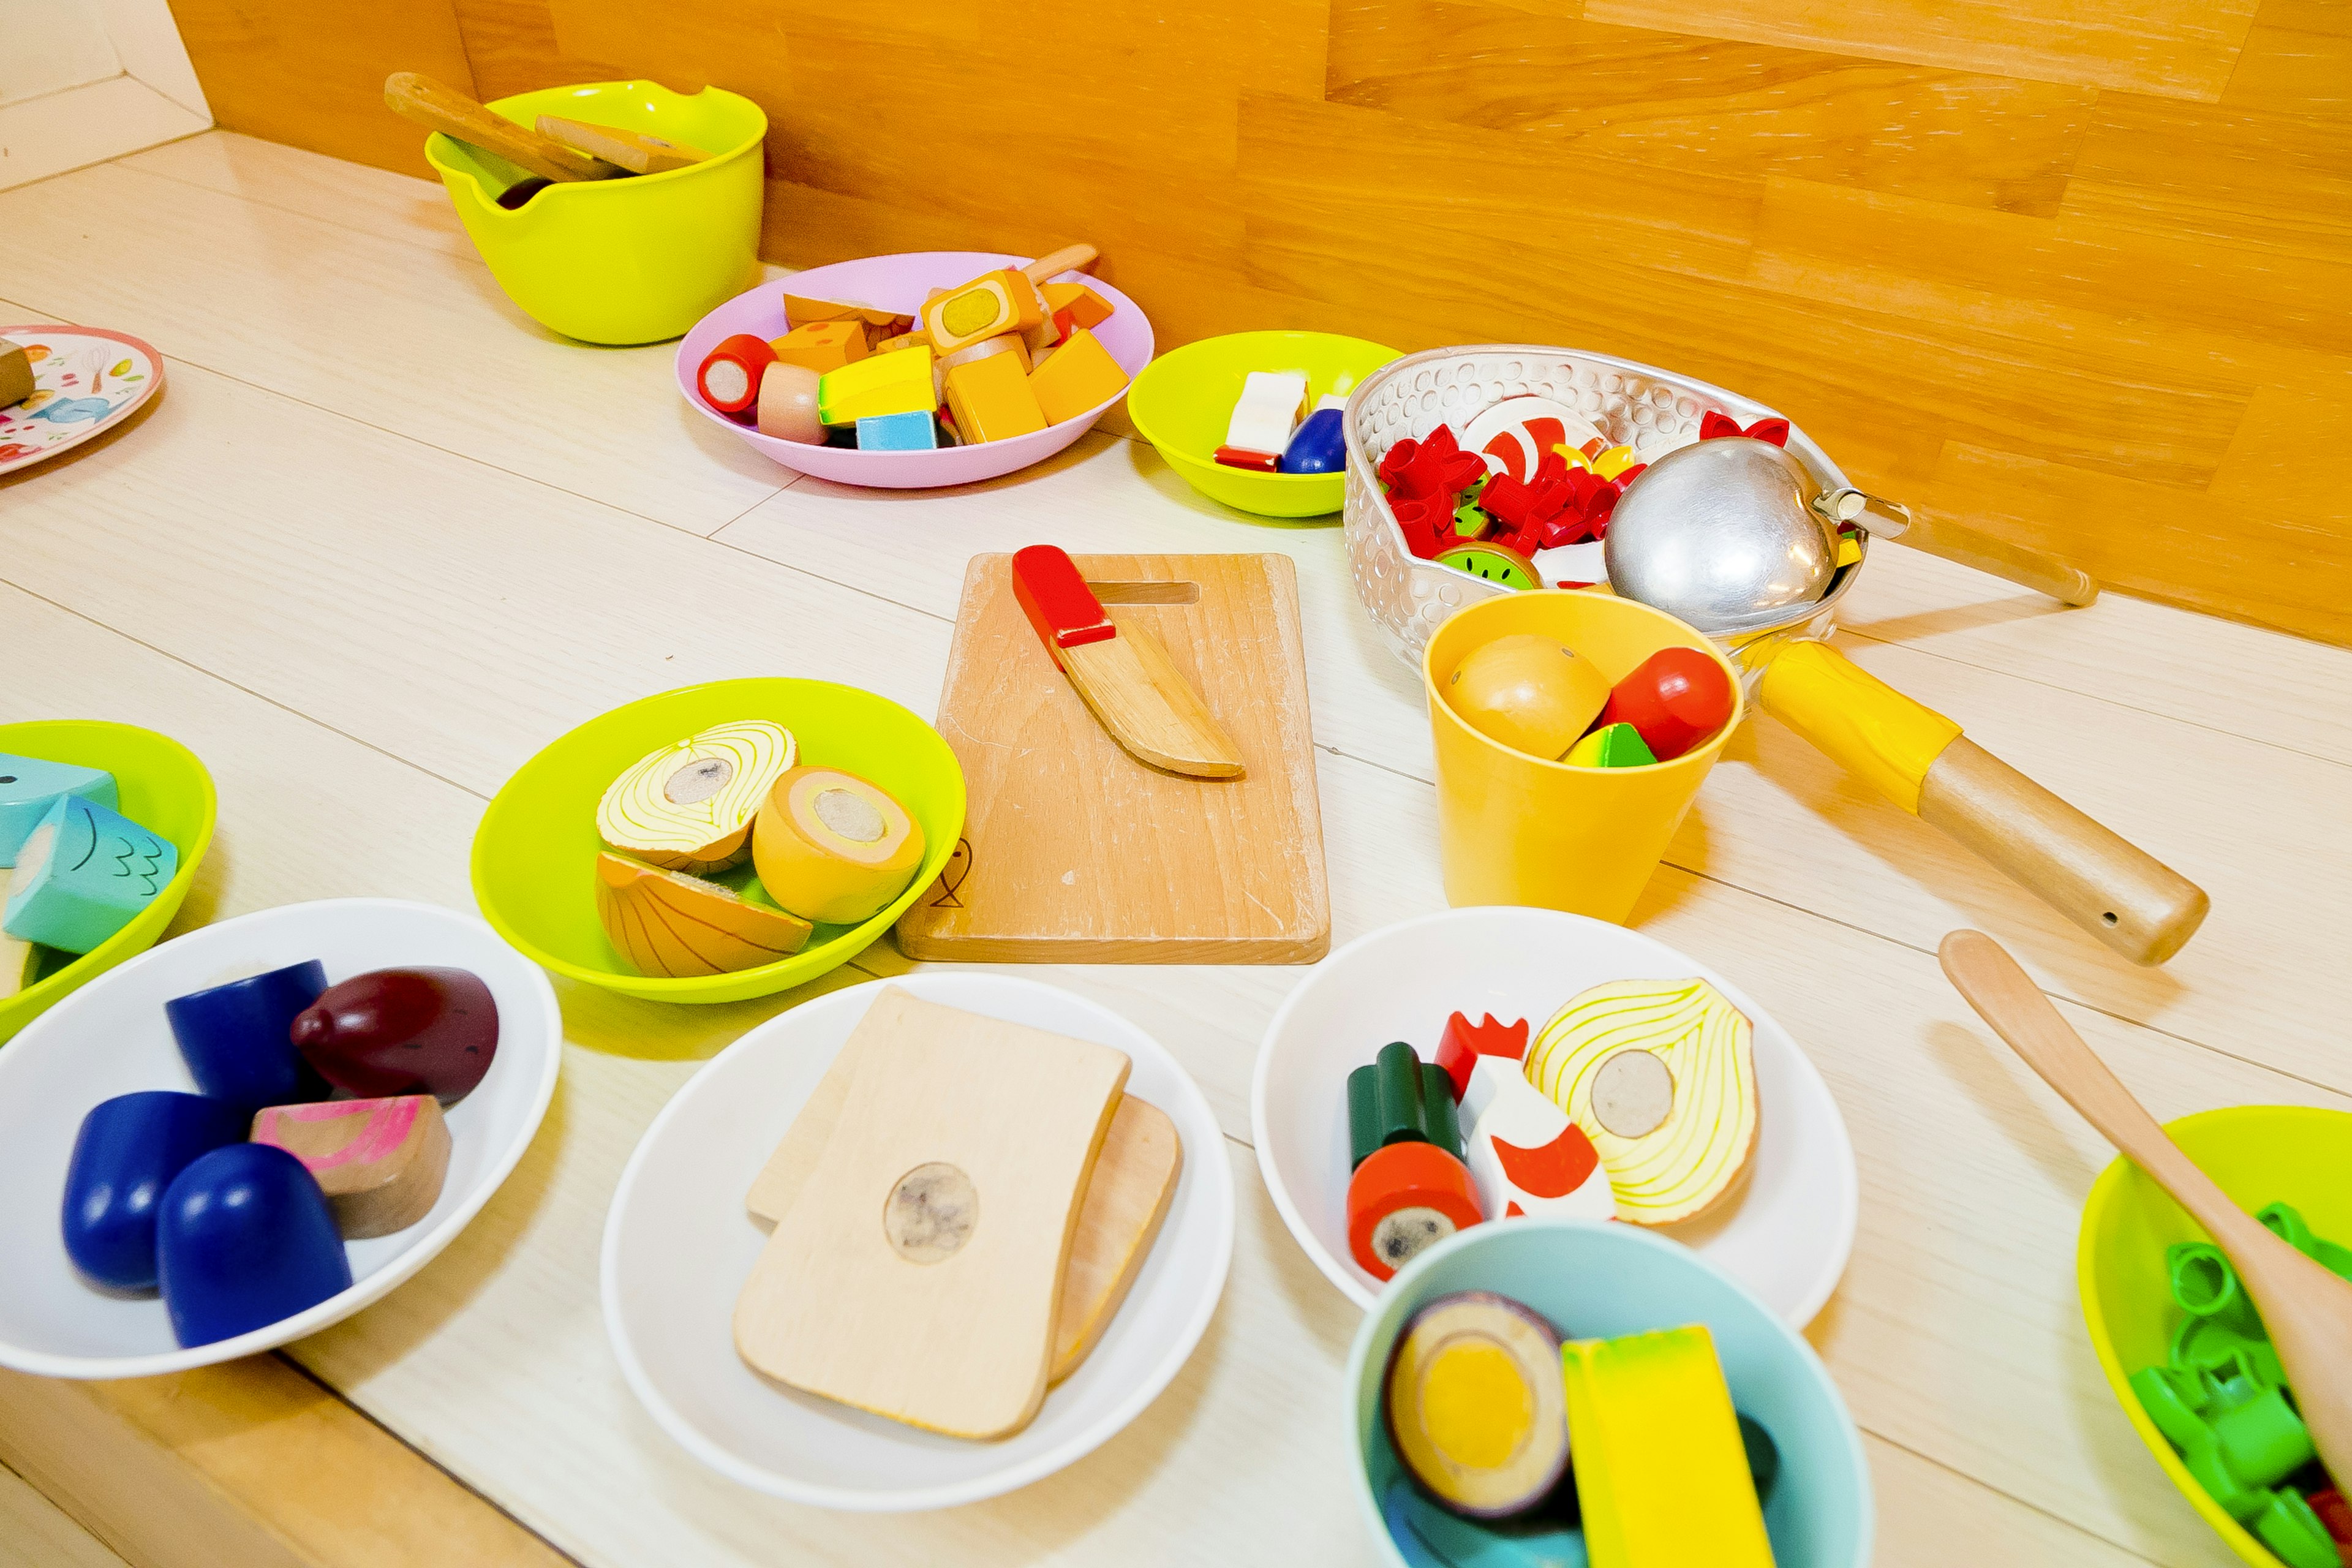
[0,326,164,477]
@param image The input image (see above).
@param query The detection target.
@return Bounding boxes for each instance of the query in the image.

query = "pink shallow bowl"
[675,252,1155,489]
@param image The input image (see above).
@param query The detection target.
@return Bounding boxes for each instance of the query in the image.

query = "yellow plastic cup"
[1423,592,1744,921]
[424,80,767,345]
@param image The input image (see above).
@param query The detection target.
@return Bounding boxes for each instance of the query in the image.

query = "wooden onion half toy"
[597,720,794,875]
[594,851,812,977]
[752,765,924,925]
[1383,1291,1570,1518]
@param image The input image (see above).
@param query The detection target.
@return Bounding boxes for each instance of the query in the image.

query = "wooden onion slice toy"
[1940,929,2352,1490]
[597,720,794,875]
[594,851,812,976]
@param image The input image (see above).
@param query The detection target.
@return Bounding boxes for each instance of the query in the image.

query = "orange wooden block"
[872,331,930,356]
[782,292,913,339]
[251,1095,451,1240]
[944,350,1049,443]
[769,322,867,374]
[1041,281,1114,330]
[921,270,1047,357]
[1028,328,1129,425]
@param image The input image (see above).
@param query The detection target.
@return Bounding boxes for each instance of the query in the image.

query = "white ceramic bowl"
[603,973,1235,1510]
[1253,907,1855,1325]
[0,899,564,1378]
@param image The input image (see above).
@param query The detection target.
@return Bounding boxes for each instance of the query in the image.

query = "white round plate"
[0,326,164,476]
[1252,907,1856,1325]
[603,973,1235,1511]
[0,899,563,1378]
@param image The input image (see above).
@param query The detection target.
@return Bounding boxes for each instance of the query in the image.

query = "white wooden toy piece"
[1223,372,1310,458]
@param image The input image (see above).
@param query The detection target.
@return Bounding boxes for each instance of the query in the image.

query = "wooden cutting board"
[897,553,1328,963]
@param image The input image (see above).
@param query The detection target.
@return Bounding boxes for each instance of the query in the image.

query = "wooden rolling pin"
[1758,640,2209,965]
[383,74,623,184]
[1940,929,2352,1488]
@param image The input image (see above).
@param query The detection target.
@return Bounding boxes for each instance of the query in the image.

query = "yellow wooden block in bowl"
[944,350,1048,443]
[769,321,867,374]
[815,346,938,426]
[1028,328,1130,426]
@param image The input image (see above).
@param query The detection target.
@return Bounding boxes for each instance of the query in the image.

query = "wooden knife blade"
[1011,545,1246,780]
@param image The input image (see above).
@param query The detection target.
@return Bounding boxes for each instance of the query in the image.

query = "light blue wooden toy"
[3,794,176,954]
[855,410,938,451]
[0,753,116,867]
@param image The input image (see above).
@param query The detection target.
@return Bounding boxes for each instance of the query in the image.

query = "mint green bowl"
[0,721,215,1044]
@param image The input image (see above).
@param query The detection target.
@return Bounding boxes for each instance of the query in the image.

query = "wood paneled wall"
[165,0,2352,645]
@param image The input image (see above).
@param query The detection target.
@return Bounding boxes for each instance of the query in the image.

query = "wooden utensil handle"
[1022,245,1099,284]
[1919,737,2209,965]
[1891,511,2100,605]
[383,72,617,184]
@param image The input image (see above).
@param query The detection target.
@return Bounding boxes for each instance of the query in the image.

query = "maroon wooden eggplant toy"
[290,967,499,1101]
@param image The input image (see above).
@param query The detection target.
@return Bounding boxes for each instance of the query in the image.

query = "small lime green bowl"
[424,80,767,345]
[470,680,964,1004]
[1126,331,1400,518]
[0,721,215,1045]
[2079,1105,2352,1567]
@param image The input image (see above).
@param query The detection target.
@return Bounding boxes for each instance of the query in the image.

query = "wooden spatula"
[1940,929,2352,1487]
[384,74,624,183]
[534,115,710,175]
[1011,545,1245,779]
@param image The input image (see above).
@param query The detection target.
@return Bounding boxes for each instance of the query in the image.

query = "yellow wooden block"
[816,346,939,426]
[944,350,1048,443]
[1027,328,1130,426]
[769,321,867,374]
[921,270,1047,357]
[1041,281,1114,330]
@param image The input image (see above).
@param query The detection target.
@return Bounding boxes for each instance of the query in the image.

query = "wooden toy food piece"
[921,270,1048,358]
[1011,543,1246,779]
[1,931,38,997]
[1213,445,1279,472]
[533,114,709,174]
[755,363,824,443]
[1564,722,1657,769]
[1223,371,1308,464]
[1433,541,1543,590]
[1347,1140,1483,1280]
[1596,647,1735,762]
[62,1091,249,1289]
[2,795,175,954]
[0,755,112,864]
[594,850,812,976]
[1346,1040,1462,1169]
[1438,1012,1615,1223]
[1463,396,1607,484]
[872,330,929,356]
[1041,281,1112,331]
[596,720,796,874]
[1383,1291,1570,1518]
[782,292,912,340]
[1051,1095,1182,1382]
[752,765,924,925]
[292,968,500,1101]
[854,410,937,450]
[733,989,1129,1438]
[1526,978,1758,1226]
[1026,327,1128,425]
[252,1095,451,1238]
[944,350,1047,443]
[769,321,867,374]
[165,960,331,1110]
[1278,404,1346,475]
[696,333,776,417]
[0,338,31,409]
[383,74,620,183]
[1559,1325,1773,1566]
[816,345,937,425]
[156,1144,352,1349]
[1442,633,1612,760]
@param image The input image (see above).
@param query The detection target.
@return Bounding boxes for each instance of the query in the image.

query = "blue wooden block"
[0,753,116,867]
[856,410,938,451]
[157,1144,351,1348]
[62,1091,250,1290]
[165,960,331,1110]
[1279,405,1346,474]
[2,794,176,954]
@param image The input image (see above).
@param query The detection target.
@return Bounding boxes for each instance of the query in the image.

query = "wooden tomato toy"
[290,967,499,1101]
[1346,1139,1483,1281]
[1382,1291,1571,1518]
[1441,633,1611,760]
[156,1144,352,1348]
[61,1090,249,1290]
[1596,646,1736,762]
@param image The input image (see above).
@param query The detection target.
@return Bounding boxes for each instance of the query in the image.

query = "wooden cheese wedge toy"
[594,851,812,976]
[1026,328,1129,426]
[769,320,867,374]
[733,988,1129,1438]
[1443,633,1611,760]
[533,114,709,175]
[1383,1291,1571,1518]
[1525,978,1758,1226]
[597,720,795,875]
[2,795,175,954]
[944,350,1047,443]
[751,765,924,925]
[251,1094,451,1239]
[1438,1012,1616,1223]
[0,753,116,864]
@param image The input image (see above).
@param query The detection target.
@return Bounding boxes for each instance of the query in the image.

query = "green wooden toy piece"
[1347,1061,1382,1172]
[0,753,116,867]
[1564,722,1659,769]
[2,794,176,954]
[1452,502,1493,540]
[1346,1043,1459,1170]
[1420,1062,1462,1159]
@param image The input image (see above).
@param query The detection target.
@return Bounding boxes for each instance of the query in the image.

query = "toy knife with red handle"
[1011,545,1246,779]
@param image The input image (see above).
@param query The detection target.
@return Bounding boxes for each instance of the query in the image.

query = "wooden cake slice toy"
[596,720,795,875]
[733,988,1129,1438]
[251,1094,451,1238]
[1436,1012,1616,1224]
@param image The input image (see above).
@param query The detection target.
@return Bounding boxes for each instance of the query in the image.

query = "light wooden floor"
[4,130,2350,1567]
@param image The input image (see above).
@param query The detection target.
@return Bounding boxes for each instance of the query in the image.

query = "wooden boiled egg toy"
[752,766,925,926]
[597,721,797,875]
[1442,633,1611,760]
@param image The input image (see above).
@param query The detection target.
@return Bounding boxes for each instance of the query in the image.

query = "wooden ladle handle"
[1022,245,1099,284]
[1824,490,2100,606]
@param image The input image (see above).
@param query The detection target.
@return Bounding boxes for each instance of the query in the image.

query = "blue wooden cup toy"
[165,960,330,1110]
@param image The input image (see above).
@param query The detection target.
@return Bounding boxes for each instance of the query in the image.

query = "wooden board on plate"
[897,553,1328,963]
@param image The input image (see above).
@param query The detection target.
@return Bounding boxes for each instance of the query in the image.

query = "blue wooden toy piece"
[0,753,116,867]
[165,960,331,1110]
[856,410,938,451]
[2,794,175,953]
[62,1091,249,1289]
[156,1144,351,1348]
[1279,405,1346,475]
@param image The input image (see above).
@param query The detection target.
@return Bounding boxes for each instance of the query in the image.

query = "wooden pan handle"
[1919,737,2209,965]
[1022,245,1099,284]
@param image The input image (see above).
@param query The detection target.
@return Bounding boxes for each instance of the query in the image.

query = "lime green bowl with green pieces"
[2078,1105,2352,1568]
[1126,331,1400,518]
[1,721,215,1045]
[470,680,963,1003]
